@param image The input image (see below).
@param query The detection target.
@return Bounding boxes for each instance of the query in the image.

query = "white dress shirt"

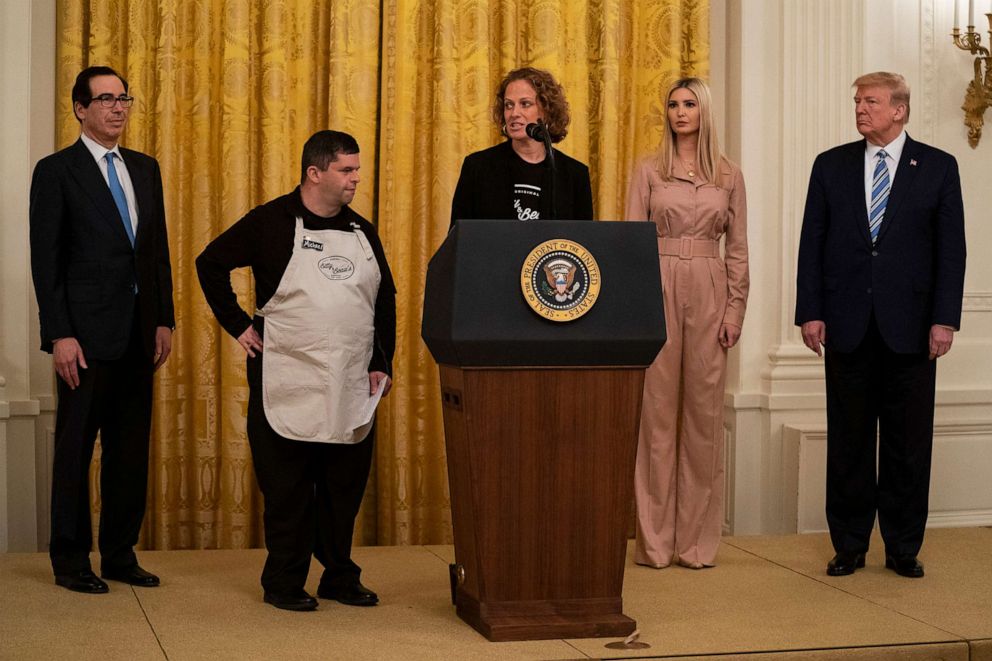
[863,129,906,217]
[80,131,139,237]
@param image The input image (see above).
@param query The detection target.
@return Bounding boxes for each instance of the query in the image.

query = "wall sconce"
[951,2,992,147]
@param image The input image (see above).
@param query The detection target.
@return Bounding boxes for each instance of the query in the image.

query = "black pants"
[246,351,375,594]
[824,316,936,557]
[49,312,153,576]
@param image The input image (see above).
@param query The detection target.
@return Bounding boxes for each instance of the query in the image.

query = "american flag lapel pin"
[910,158,918,166]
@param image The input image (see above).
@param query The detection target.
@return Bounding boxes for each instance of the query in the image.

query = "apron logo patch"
[301,238,324,251]
[318,256,355,280]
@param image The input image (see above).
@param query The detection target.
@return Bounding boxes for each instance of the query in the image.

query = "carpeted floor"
[0,527,989,660]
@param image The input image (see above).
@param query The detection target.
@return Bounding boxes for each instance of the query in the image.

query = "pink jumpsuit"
[626,156,749,568]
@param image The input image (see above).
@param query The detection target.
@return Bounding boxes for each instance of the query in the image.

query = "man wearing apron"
[196,131,396,611]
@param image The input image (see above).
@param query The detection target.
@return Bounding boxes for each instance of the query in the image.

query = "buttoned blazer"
[795,135,966,353]
[30,138,175,361]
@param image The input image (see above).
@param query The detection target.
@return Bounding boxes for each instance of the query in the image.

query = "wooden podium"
[422,220,665,642]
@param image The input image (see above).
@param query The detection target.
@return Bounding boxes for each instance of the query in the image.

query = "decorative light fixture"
[951,0,992,147]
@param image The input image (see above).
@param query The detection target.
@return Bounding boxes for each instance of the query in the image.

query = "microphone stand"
[540,119,556,220]
[527,119,557,220]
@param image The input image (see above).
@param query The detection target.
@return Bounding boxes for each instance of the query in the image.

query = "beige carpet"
[0,528,988,660]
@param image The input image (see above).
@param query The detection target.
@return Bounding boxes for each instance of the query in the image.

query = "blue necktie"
[105,152,135,246]
[868,150,890,244]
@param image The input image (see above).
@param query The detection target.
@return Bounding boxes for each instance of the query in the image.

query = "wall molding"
[963,291,992,312]
[928,510,992,527]
[782,421,992,534]
[3,399,41,417]
[730,384,992,410]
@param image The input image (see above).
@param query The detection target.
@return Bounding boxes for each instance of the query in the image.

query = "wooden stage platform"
[1,527,989,660]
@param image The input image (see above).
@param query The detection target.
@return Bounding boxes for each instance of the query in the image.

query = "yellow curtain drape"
[58,0,707,549]
[375,0,708,544]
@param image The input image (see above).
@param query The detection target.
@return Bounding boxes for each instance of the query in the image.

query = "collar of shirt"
[79,131,139,230]
[865,129,907,177]
[289,186,358,230]
[80,131,122,164]
[863,129,906,215]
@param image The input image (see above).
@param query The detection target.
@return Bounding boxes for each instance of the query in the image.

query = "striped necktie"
[868,149,890,244]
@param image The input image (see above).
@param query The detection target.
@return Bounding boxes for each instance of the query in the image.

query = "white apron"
[258,217,383,444]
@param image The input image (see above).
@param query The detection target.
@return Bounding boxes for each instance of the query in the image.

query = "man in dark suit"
[795,72,966,579]
[30,66,175,593]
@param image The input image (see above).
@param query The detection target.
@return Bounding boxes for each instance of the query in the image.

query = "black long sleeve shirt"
[196,187,396,374]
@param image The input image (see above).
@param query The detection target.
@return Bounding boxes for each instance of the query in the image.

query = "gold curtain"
[57,0,708,549]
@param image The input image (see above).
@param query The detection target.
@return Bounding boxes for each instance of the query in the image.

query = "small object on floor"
[55,570,109,594]
[102,564,160,587]
[317,581,379,606]
[264,589,318,611]
[885,554,925,578]
[826,551,866,576]
[605,629,651,650]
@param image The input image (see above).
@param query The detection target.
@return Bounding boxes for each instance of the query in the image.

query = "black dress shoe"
[102,564,160,587]
[55,570,109,594]
[885,554,925,578]
[826,551,866,576]
[263,589,318,611]
[317,581,379,606]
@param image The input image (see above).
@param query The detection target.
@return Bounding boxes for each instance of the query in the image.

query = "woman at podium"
[626,77,749,570]
[450,67,593,225]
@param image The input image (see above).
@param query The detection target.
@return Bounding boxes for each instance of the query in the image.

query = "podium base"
[456,593,637,641]
[458,610,636,642]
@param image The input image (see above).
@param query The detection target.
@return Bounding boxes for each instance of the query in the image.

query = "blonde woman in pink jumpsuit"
[626,78,749,569]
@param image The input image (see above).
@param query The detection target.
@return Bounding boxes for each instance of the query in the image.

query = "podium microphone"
[525,122,548,142]
[525,119,557,220]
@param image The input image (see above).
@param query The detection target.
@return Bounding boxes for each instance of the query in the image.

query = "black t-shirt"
[450,141,594,226]
[510,156,545,221]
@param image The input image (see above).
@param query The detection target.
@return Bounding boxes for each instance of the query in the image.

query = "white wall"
[715,0,992,535]
[2,0,990,550]
[0,0,56,552]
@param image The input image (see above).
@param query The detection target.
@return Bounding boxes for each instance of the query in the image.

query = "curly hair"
[491,67,571,143]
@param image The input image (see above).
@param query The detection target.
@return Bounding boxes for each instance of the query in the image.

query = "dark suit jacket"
[30,138,175,361]
[795,135,966,353]
[450,140,594,225]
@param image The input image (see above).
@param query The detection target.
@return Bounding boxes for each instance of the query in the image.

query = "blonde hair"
[852,71,911,122]
[656,77,725,186]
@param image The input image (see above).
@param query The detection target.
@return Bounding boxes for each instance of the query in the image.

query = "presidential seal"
[520,239,601,322]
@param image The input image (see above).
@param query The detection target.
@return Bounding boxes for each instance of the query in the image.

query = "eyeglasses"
[90,94,135,109]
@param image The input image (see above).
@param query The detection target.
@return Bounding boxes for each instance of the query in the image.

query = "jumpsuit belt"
[658,237,720,259]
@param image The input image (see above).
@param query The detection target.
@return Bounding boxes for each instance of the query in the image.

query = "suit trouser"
[246,352,374,594]
[49,311,153,576]
[824,316,936,557]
